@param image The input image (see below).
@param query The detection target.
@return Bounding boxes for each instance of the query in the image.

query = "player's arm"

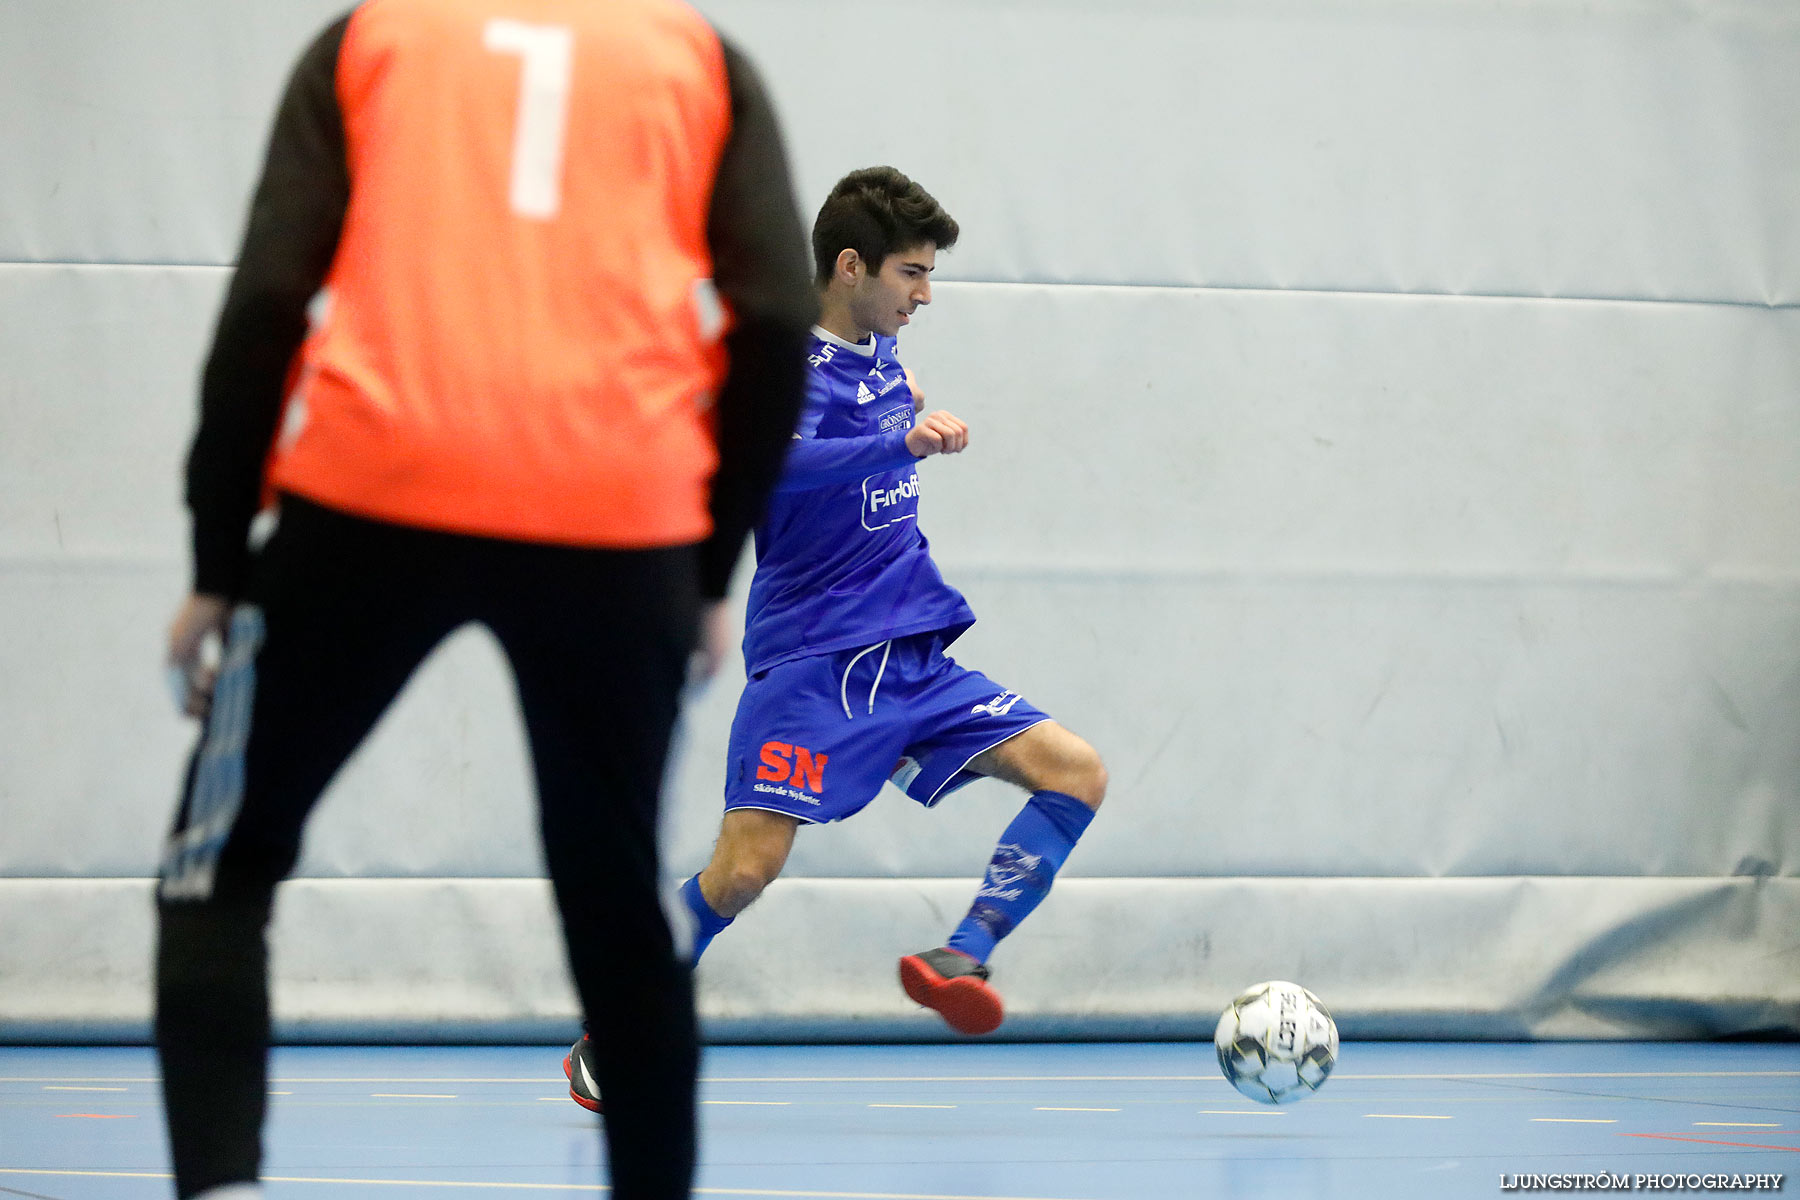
[185,16,352,601]
[172,17,350,717]
[775,396,969,492]
[696,38,818,601]
[774,425,915,491]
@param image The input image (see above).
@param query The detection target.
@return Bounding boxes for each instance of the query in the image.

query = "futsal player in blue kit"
[565,167,1107,1109]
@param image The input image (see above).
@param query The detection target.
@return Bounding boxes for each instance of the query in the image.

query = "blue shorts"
[724,632,1052,823]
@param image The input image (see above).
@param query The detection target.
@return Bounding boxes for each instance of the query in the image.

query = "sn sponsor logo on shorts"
[757,741,828,794]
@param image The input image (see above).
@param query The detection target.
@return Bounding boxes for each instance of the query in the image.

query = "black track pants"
[155,496,700,1199]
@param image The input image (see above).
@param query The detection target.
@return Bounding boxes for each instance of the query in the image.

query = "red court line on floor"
[55,1113,136,1120]
[1624,1132,1800,1152]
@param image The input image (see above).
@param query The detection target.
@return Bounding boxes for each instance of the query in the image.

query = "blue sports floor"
[2,1042,1795,1198]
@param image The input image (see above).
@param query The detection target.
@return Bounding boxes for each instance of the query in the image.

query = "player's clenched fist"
[907,410,969,457]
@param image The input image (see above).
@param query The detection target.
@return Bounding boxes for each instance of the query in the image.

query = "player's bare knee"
[717,859,778,912]
[1025,734,1105,809]
[1035,733,1104,809]
[1008,737,1101,813]
[1085,754,1109,810]
[1064,741,1107,811]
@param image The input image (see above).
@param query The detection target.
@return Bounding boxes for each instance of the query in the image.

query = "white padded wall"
[1,0,1795,1039]
[710,0,1800,306]
[11,1,1796,302]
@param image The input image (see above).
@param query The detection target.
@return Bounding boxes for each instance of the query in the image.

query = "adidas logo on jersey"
[855,381,876,404]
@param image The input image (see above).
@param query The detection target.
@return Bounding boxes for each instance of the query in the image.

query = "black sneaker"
[562,1033,603,1113]
[898,947,1004,1035]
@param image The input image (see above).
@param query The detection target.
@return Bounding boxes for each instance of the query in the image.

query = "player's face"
[852,243,936,338]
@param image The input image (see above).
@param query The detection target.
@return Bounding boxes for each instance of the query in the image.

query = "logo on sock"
[975,842,1042,901]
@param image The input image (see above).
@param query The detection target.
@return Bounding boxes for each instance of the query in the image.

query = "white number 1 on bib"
[484,19,574,220]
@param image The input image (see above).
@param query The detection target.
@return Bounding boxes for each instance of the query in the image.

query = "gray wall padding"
[2,877,1793,1042]
[1,0,1795,1040]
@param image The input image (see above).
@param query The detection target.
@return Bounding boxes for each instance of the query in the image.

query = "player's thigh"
[722,650,906,825]
[969,720,1107,808]
[494,549,695,808]
[889,650,1054,807]
[489,544,698,937]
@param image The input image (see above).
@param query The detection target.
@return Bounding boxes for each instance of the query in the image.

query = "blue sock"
[679,873,733,965]
[946,790,1095,964]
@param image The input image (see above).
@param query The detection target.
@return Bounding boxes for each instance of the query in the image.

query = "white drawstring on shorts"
[840,640,893,719]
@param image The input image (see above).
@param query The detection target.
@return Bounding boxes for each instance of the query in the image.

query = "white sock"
[192,1185,262,1200]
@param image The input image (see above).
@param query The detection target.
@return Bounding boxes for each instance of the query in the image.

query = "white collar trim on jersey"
[812,325,877,356]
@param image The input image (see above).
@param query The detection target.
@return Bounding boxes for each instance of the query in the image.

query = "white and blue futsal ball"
[1213,980,1339,1105]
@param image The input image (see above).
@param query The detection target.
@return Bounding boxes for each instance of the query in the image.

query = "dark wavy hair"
[811,166,959,284]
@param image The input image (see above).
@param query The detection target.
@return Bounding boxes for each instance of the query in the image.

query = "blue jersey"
[741,328,975,675]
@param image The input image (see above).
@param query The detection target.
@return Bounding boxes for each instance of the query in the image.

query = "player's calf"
[898,787,1099,1034]
[698,808,801,920]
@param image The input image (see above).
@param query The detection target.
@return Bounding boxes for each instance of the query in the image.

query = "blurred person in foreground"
[155,1,814,1196]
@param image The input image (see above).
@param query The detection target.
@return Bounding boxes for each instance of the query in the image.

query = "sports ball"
[1213,980,1338,1105]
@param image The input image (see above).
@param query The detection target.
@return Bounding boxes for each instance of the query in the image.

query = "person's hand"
[905,410,969,458]
[689,599,734,686]
[167,593,231,719]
